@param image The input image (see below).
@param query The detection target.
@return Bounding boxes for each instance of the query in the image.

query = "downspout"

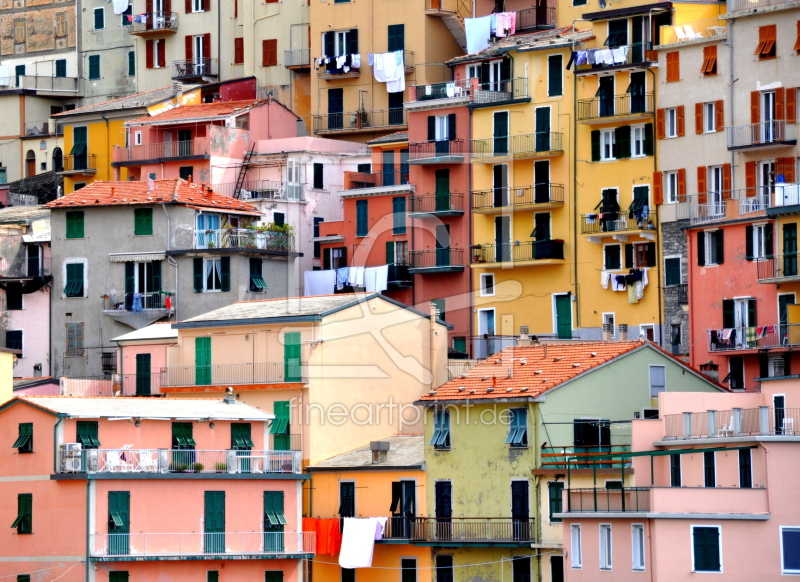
[162,203,179,321]
[100,112,110,181]
[727,20,736,192]
[53,415,63,474]
[86,479,91,582]
[429,303,437,393]
[217,0,221,81]
[467,70,474,353]
[647,65,663,345]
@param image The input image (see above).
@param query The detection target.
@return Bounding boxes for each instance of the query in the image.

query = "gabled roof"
[307,434,424,471]
[52,86,194,118]
[418,341,725,403]
[44,179,259,214]
[447,26,595,65]
[126,99,267,126]
[1,396,274,421]
[366,131,408,146]
[112,322,178,343]
[0,205,49,225]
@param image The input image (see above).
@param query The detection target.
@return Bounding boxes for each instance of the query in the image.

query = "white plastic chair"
[137,450,159,472]
[717,421,734,436]
[675,27,689,42]
[782,418,795,435]
[104,451,133,472]
[683,25,704,40]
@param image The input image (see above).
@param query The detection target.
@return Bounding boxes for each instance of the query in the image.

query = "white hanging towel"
[339,518,379,568]
[373,52,390,83]
[364,267,378,292]
[112,0,129,14]
[304,270,336,296]
[375,517,388,540]
[373,265,389,293]
[465,15,492,54]
[386,51,405,93]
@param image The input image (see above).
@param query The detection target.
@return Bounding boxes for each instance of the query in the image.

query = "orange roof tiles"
[127,99,265,124]
[45,179,259,213]
[421,341,649,402]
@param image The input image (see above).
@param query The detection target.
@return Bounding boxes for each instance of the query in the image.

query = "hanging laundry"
[612,275,627,291]
[745,327,757,344]
[627,284,638,304]
[386,51,405,93]
[722,328,734,340]
[373,51,404,92]
[600,270,611,289]
[493,12,516,37]
[635,280,644,300]
[132,293,143,313]
[336,267,349,290]
[304,270,336,296]
[112,0,129,14]
[465,15,493,54]
[339,518,379,568]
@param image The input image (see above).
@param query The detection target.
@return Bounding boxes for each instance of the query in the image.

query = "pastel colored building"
[0,348,15,402]
[0,205,51,378]
[415,340,725,582]
[12,377,61,396]
[0,395,312,582]
[306,434,432,581]
[561,377,800,580]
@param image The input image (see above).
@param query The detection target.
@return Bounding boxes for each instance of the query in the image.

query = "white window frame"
[570,524,582,569]
[640,324,656,342]
[780,526,800,575]
[631,241,651,268]
[192,0,204,12]
[193,35,205,61]
[708,165,724,210]
[666,107,678,138]
[93,7,104,29]
[664,255,682,286]
[664,170,679,204]
[632,524,645,571]
[63,258,88,299]
[631,124,646,158]
[333,31,349,57]
[691,525,722,573]
[134,131,142,146]
[153,39,164,68]
[704,102,716,133]
[649,364,666,396]
[599,523,612,570]
[400,557,417,582]
[703,229,721,266]
[202,258,222,292]
[603,312,616,337]
[752,222,769,260]
[131,261,158,295]
[479,273,495,297]
[738,447,753,487]
[600,129,615,161]
[467,64,480,79]
[435,115,449,141]
[603,243,622,270]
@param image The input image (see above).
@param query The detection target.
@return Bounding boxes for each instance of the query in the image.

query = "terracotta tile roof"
[366,131,408,146]
[127,99,266,125]
[421,341,647,402]
[447,26,595,65]
[44,179,259,213]
[52,86,191,118]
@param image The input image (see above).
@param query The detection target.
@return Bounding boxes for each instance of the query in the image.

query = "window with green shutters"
[250,258,267,292]
[94,7,104,29]
[65,263,86,296]
[264,491,286,552]
[356,200,368,236]
[14,65,25,88]
[77,421,100,448]
[283,332,301,382]
[388,24,404,52]
[55,59,67,78]
[430,409,450,449]
[231,424,254,449]
[401,559,417,582]
[505,408,528,447]
[195,336,211,384]
[392,197,406,234]
[204,491,226,553]
[134,208,153,235]
[271,401,291,450]
[66,211,84,238]
[614,125,632,159]
[88,55,101,79]
[548,54,563,97]
[548,481,564,522]
[692,526,721,572]
[12,494,32,534]
[17,576,31,582]
[172,423,196,449]
[207,572,219,582]
[13,423,33,453]
[339,482,355,517]
[108,491,130,555]
[664,257,681,286]
[431,299,445,322]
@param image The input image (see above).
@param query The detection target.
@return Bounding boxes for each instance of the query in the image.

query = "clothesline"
[709,326,776,345]
[304,265,389,296]
[600,267,649,303]
[315,54,361,75]
[464,12,517,54]
[567,46,630,69]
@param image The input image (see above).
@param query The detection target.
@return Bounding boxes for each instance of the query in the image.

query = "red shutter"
[146,40,154,69]
[203,0,210,11]
[262,39,277,66]
[158,39,166,67]
[788,88,797,124]
[751,91,760,124]
[234,0,238,18]
[697,166,707,196]
[234,38,244,64]
[185,0,191,13]
[656,108,665,139]
[666,52,679,82]
[777,158,797,183]
[677,168,687,201]
[722,163,731,199]
[145,0,152,14]
[745,161,757,197]
[695,103,703,134]
[653,172,663,205]
[776,87,785,121]
[677,105,685,137]
[203,33,211,58]
[185,35,193,60]
[794,20,800,52]
[715,100,724,132]
[164,0,171,13]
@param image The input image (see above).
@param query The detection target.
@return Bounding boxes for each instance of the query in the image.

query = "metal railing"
[471,77,529,104]
[658,19,727,45]
[313,109,407,132]
[160,362,306,387]
[708,322,800,352]
[471,335,519,359]
[114,139,209,163]
[516,5,556,30]
[577,92,654,120]
[284,48,310,67]
[664,283,689,305]
[410,517,535,543]
[212,180,305,201]
[411,79,470,102]
[57,448,302,474]
[409,139,465,160]
[541,445,632,469]
[580,211,655,234]
[343,169,409,190]
[447,359,481,379]
[17,75,79,92]
[577,42,653,69]
[773,183,800,208]
[90,532,315,558]
[757,255,800,281]
[664,407,800,439]
[409,193,464,214]
[678,190,771,225]
[727,121,796,149]
[171,58,219,79]
[425,0,471,19]
[269,433,302,452]
[565,488,650,513]
[0,257,50,279]
[472,183,564,209]
[471,240,565,263]
[60,374,163,397]
[60,155,97,172]
[472,132,563,159]
[24,121,62,136]
[409,248,465,270]
[104,291,168,311]
[129,11,178,33]
[192,228,294,252]
[729,0,793,12]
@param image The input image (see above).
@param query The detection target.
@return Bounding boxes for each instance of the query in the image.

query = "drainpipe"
[429,303,437,392]
[100,112,110,181]
[86,479,91,582]
[53,415,63,474]
[647,65,664,346]
[162,203,179,321]
[727,20,736,191]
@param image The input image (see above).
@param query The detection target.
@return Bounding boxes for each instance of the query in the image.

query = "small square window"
[664,256,682,286]
[480,273,495,296]
[93,7,104,30]
[604,244,621,270]
[692,526,721,572]
[631,125,646,158]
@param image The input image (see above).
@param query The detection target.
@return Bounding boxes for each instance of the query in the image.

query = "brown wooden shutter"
[715,100,724,132]
[185,35,193,60]
[262,39,277,66]
[677,105,685,137]
[203,33,211,58]
[164,0,171,13]
[158,39,166,67]
[203,0,210,11]
[745,161,757,197]
[653,172,663,205]
[185,0,191,13]
[695,103,703,134]
[751,91,760,124]
[234,0,238,18]
[776,87,785,120]
[234,38,244,64]
[722,163,731,199]
[677,168,687,201]
[146,39,154,69]
[697,166,707,196]
[788,88,797,124]
[145,0,152,14]
[666,52,679,82]
[795,20,800,52]
[656,108,665,139]
[777,158,797,183]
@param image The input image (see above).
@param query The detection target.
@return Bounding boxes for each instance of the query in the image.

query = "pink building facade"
[561,384,800,581]
[0,396,311,582]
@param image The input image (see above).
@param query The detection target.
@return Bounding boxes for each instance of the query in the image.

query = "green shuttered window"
[77,421,100,448]
[505,408,528,447]
[231,424,254,448]
[134,208,153,235]
[172,422,196,448]
[13,423,33,452]
[356,200,368,237]
[548,481,564,523]
[88,55,101,79]
[692,526,721,572]
[430,409,450,449]
[66,211,84,238]
[12,494,32,534]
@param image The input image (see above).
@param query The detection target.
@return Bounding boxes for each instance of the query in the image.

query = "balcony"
[171,58,219,81]
[407,78,529,109]
[0,257,50,280]
[58,155,97,175]
[677,190,770,226]
[128,12,178,36]
[57,448,302,475]
[285,49,310,69]
[408,193,464,218]
[575,43,654,74]
[471,240,565,266]
[516,5,556,31]
[541,445,631,470]
[24,121,62,137]
[658,19,727,46]
[577,92,654,124]
[564,487,651,513]
[471,132,563,162]
[212,180,305,202]
[190,228,295,253]
[160,362,306,388]
[388,263,413,287]
[408,248,465,273]
[410,517,535,545]
[269,433,302,452]
[103,291,172,329]
[756,255,800,283]
[341,169,411,193]
[408,139,465,164]
[707,322,800,353]
[580,211,656,242]
[728,0,795,14]
[446,359,480,380]
[113,139,210,166]
[313,109,407,134]
[769,183,800,214]
[15,75,80,93]
[727,121,797,151]
[472,183,564,213]
[60,374,163,397]
[664,407,800,440]
[90,532,314,561]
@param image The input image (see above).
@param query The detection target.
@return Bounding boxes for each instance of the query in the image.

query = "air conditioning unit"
[60,443,82,473]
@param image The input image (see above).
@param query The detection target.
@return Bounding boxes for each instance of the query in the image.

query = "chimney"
[110,187,115,198]
[618,324,628,341]
[517,325,532,347]
[602,323,612,341]
[187,174,192,184]
[370,441,390,463]
[223,387,236,404]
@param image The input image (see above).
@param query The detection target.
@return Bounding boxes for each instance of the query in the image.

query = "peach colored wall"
[563,518,651,581]
[0,403,57,476]
[311,469,427,519]
[93,559,301,582]
[649,486,768,514]
[118,342,171,378]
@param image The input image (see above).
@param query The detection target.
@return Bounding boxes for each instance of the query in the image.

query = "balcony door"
[383,150,396,186]
[135,353,151,396]
[163,130,174,158]
[495,215,511,262]
[195,336,211,385]
[762,91,776,142]
[534,160,550,203]
[775,394,786,434]
[177,129,192,157]
[629,71,645,113]
[435,224,451,267]
[204,491,225,553]
[390,480,416,538]
[511,481,530,541]
[26,244,42,277]
[598,76,614,118]
[434,481,452,540]
[286,159,301,200]
[435,169,450,211]
[708,166,724,215]
[779,293,795,342]
[196,214,220,248]
[264,491,285,552]
[153,0,165,25]
[328,88,343,130]
[555,294,572,339]
[784,225,797,277]
[493,164,508,207]
[477,309,495,358]
[283,332,301,382]
[535,107,551,152]
[72,126,88,170]
[493,112,508,156]
[193,35,206,68]
[108,491,130,555]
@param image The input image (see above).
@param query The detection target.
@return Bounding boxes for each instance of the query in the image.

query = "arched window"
[53,147,63,172]
[25,150,35,178]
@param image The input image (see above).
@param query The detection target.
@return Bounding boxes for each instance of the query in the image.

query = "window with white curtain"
[204,258,222,291]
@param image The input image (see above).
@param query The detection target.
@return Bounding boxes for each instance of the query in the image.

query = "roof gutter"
[172,315,323,329]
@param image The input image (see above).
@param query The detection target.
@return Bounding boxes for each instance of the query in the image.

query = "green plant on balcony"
[190,462,204,472]
[214,462,227,472]
[169,462,188,472]
[247,222,294,251]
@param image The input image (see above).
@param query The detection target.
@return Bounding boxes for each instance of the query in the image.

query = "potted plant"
[214,462,227,473]
[190,462,204,473]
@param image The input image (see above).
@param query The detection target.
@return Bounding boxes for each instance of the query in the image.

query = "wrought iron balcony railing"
[128,11,178,34]
[171,58,219,79]
[472,183,564,210]
[471,240,564,263]
[90,532,314,558]
[577,92,654,121]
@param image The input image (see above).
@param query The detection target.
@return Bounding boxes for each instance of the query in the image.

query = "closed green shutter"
[644,123,654,156]
[220,256,230,292]
[265,572,284,582]
[55,59,67,78]
[135,353,151,396]
[722,299,735,329]
[283,332,301,382]
[134,208,153,235]
[356,200,368,236]
[548,55,562,97]
[77,421,100,447]
[348,28,358,54]
[664,257,681,286]
[714,230,724,264]
[746,225,754,260]
[193,257,204,292]
[625,244,634,269]
[313,163,324,189]
[493,111,508,155]
[88,55,101,79]
[125,262,135,294]
[697,232,706,266]
[693,527,720,571]
[548,481,564,522]
[748,298,757,327]
[271,401,290,450]
[535,108,550,152]
[393,197,406,234]
[195,337,211,385]
[591,130,601,162]
[18,576,31,582]
[338,482,355,516]
[109,574,129,582]
[386,241,395,266]
[128,51,135,76]
[401,559,417,582]
[94,9,104,29]
[388,24,404,52]
[646,242,656,267]
[151,261,162,292]
[66,211,84,239]
[206,573,218,582]
[614,125,631,159]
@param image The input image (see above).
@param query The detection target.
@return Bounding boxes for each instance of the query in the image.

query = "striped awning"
[108,252,166,263]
